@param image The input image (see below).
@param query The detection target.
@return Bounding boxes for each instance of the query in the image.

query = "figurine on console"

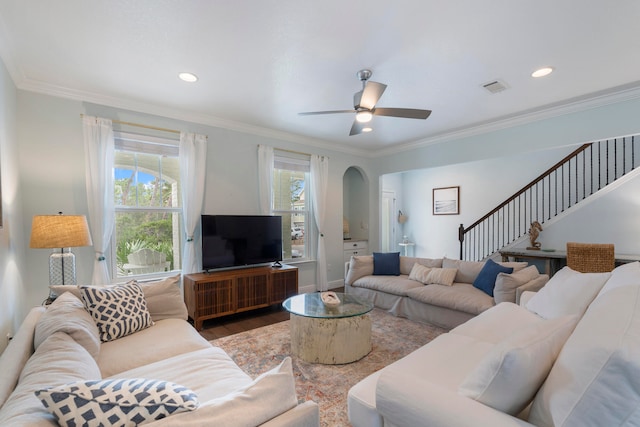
[527,221,543,250]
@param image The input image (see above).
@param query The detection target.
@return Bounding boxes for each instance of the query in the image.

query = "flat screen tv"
[201,214,283,271]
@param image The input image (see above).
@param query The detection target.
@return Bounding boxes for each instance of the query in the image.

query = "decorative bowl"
[321,291,341,308]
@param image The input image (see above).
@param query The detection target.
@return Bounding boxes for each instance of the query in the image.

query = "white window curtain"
[82,115,115,285]
[180,132,208,274]
[257,144,274,214]
[310,154,329,291]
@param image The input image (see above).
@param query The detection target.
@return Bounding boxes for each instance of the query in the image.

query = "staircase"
[458,135,640,261]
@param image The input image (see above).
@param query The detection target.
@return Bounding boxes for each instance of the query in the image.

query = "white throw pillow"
[597,261,640,297]
[36,378,198,427]
[425,268,458,286]
[81,282,154,342]
[525,266,610,319]
[408,263,432,283]
[459,314,577,415]
[494,265,540,304]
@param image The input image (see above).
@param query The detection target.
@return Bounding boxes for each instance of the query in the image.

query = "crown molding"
[377,82,640,157]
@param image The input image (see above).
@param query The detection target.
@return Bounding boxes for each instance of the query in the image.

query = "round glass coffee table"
[282,292,374,364]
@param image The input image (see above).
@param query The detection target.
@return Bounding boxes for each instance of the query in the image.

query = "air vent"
[482,80,508,94]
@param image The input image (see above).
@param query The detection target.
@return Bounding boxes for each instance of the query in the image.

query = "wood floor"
[197,288,345,342]
[197,305,290,341]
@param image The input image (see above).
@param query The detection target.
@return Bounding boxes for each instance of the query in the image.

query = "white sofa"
[348,262,640,427]
[0,277,319,426]
[345,255,549,329]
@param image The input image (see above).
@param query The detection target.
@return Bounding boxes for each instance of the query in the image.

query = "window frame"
[111,132,183,280]
[272,150,313,263]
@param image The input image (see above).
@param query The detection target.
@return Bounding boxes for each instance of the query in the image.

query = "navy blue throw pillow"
[373,252,401,276]
[473,259,513,297]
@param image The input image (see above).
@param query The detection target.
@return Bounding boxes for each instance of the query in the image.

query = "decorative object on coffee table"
[527,220,543,250]
[321,291,341,308]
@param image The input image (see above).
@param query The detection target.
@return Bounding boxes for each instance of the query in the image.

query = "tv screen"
[201,215,283,271]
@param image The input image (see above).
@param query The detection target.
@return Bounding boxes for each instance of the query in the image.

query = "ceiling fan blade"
[298,110,354,116]
[358,81,387,110]
[373,108,432,120]
[349,120,366,136]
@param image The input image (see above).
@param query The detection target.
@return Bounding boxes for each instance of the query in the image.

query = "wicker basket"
[566,242,615,273]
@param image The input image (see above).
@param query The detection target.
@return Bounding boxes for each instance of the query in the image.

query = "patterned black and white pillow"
[80,282,154,342]
[36,378,199,427]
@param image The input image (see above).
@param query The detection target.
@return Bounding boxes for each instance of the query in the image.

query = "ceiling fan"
[299,69,432,136]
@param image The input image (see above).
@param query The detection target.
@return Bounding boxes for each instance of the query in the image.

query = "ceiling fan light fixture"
[356,111,373,123]
[531,67,554,78]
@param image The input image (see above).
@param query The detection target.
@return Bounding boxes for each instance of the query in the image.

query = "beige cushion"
[345,255,374,285]
[81,282,154,342]
[406,283,495,315]
[351,275,422,296]
[497,261,529,272]
[459,314,577,415]
[526,266,610,319]
[400,257,443,275]
[139,275,188,321]
[597,261,640,297]
[0,332,101,426]
[442,258,485,283]
[426,268,458,286]
[144,357,299,427]
[34,292,101,358]
[493,265,540,304]
[408,263,431,283]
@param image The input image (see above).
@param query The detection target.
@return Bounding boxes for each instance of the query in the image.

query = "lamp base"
[49,248,77,287]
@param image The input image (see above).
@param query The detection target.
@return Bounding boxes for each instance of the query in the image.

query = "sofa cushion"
[138,275,188,321]
[34,292,101,358]
[399,257,443,275]
[0,332,101,426]
[472,259,513,297]
[351,275,422,297]
[98,318,211,378]
[443,258,485,283]
[493,265,540,304]
[597,260,640,297]
[81,282,154,342]
[36,378,198,427]
[459,314,577,415]
[451,302,545,344]
[345,255,374,286]
[525,266,610,319]
[408,263,431,283]
[408,264,457,287]
[143,357,298,427]
[373,252,400,276]
[529,281,640,427]
[406,283,495,316]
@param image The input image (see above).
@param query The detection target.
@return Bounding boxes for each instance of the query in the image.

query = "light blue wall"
[0,56,27,353]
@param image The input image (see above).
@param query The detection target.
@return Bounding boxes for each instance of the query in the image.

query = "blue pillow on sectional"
[373,252,401,276]
[473,259,514,297]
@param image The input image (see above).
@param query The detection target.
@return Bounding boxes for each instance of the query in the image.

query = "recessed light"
[178,72,198,83]
[362,127,373,133]
[531,67,554,78]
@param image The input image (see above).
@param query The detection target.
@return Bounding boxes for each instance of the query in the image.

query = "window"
[273,151,311,261]
[113,133,182,278]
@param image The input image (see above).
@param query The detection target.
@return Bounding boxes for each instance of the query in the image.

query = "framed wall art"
[433,186,460,215]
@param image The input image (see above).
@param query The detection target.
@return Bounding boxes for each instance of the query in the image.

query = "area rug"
[210,309,446,426]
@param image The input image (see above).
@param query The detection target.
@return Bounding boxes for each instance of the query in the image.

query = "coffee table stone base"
[290,313,372,364]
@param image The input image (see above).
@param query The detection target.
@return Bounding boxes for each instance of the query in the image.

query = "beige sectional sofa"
[348,262,640,427]
[0,276,319,426]
[345,255,549,329]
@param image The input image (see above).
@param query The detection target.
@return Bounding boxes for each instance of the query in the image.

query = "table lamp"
[30,213,93,288]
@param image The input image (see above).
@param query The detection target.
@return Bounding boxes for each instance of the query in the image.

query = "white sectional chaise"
[0,276,319,427]
[348,262,640,427]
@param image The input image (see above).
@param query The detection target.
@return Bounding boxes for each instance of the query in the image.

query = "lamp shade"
[30,215,93,249]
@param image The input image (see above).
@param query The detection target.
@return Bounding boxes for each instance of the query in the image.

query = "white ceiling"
[1,1,640,155]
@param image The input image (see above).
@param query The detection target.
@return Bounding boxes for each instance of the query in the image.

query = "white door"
[381,191,396,252]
